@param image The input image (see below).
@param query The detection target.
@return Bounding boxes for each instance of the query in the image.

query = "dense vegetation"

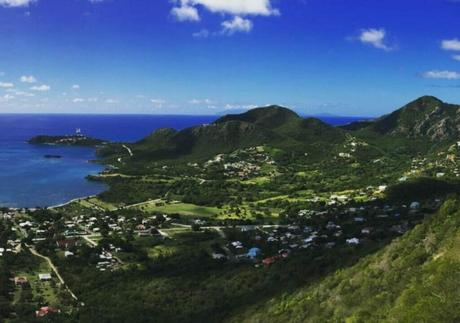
[12,96,460,322]
[230,197,460,322]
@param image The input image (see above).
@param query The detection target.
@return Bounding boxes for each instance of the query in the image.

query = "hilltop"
[344,96,460,141]
[102,105,346,163]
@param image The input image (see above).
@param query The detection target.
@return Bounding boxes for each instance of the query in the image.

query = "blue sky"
[0,0,460,116]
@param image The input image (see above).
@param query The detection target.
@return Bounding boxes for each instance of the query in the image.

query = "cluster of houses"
[337,136,368,160]
[202,147,276,179]
[210,198,437,266]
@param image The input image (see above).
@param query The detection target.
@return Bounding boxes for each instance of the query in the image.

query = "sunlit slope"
[230,197,460,323]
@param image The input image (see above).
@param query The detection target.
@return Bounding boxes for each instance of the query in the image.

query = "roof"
[38,273,52,280]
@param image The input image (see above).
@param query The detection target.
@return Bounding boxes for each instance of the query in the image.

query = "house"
[14,276,28,286]
[231,241,243,249]
[346,238,360,245]
[410,202,421,210]
[247,247,261,259]
[262,256,279,266]
[212,253,226,260]
[38,273,52,281]
[56,238,81,249]
[35,306,59,318]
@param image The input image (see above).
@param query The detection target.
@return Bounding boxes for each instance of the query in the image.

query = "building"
[38,273,52,281]
[36,306,59,318]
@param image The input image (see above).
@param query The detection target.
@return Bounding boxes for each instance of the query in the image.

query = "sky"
[1,0,460,116]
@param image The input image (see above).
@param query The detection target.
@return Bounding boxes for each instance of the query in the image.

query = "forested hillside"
[229,197,460,322]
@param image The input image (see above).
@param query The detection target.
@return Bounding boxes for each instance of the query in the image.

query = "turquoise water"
[0,114,366,208]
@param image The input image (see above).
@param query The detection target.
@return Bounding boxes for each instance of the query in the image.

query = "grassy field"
[13,256,60,308]
[136,201,221,217]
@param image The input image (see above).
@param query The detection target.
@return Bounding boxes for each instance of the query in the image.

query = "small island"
[28,129,107,147]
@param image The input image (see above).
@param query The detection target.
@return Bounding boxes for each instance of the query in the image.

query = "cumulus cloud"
[0,82,14,88]
[20,75,37,83]
[105,99,118,104]
[441,39,460,51]
[453,55,460,61]
[72,84,80,90]
[30,84,50,91]
[73,98,85,103]
[172,0,278,36]
[422,70,460,80]
[358,28,392,51]
[0,0,35,7]
[186,0,279,16]
[221,16,253,35]
[171,5,200,22]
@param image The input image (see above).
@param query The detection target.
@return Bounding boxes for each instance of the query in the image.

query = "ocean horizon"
[0,114,368,208]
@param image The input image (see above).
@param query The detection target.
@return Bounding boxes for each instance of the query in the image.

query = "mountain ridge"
[345,96,460,141]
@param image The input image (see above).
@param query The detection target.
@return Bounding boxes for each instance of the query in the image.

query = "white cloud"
[151,99,166,108]
[189,98,213,104]
[172,0,278,36]
[358,28,392,51]
[422,70,460,80]
[441,39,460,51]
[7,89,34,97]
[105,99,118,104]
[192,29,210,38]
[0,82,14,88]
[221,16,253,35]
[72,84,80,90]
[30,84,50,91]
[0,0,35,7]
[73,98,85,103]
[222,103,257,111]
[171,5,200,22]
[186,0,279,16]
[20,75,37,83]
[0,94,15,102]
[453,55,460,61]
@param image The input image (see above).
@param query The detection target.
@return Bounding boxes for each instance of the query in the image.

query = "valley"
[1,96,460,322]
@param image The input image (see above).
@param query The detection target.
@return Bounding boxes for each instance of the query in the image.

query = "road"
[82,235,98,247]
[122,144,134,157]
[27,245,79,301]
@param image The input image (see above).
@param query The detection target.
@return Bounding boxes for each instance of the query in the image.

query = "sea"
[0,114,367,208]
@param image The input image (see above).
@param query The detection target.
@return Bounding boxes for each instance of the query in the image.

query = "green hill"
[347,96,460,141]
[113,105,346,162]
[228,197,460,323]
[215,105,301,129]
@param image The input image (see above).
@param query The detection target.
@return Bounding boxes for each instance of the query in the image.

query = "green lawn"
[137,201,221,217]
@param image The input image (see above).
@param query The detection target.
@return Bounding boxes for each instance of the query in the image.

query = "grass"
[85,197,118,211]
[13,256,60,308]
[136,201,221,217]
